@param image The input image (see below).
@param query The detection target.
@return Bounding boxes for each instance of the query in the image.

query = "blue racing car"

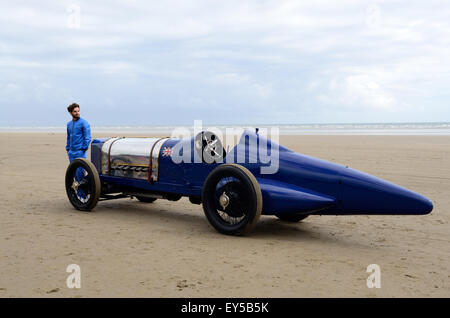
[65,129,433,235]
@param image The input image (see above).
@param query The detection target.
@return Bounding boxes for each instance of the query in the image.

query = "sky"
[0,0,449,127]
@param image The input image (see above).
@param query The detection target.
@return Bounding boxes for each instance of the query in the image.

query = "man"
[66,103,92,201]
[66,103,91,163]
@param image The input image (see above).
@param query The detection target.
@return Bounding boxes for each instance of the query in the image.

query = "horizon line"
[1,121,450,129]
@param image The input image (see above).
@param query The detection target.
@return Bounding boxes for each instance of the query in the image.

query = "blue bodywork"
[91,131,433,216]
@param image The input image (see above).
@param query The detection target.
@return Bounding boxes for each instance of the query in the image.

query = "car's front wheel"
[65,158,101,211]
[202,164,262,236]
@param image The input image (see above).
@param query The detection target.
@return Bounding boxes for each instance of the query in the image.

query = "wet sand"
[0,133,449,297]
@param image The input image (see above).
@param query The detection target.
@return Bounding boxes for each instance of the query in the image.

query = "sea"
[1,122,450,135]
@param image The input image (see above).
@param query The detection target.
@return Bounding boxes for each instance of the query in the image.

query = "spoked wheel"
[65,158,101,211]
[194,131,225,164]
[136,196,157,203]
[275,214,309,222]
[202,164,262,236]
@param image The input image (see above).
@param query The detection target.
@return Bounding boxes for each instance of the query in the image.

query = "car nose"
[339,167,433,215]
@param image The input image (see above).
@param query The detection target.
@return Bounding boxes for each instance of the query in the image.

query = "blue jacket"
[66,117,92,152]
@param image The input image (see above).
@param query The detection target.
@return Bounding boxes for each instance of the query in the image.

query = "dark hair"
[67,103,80,113]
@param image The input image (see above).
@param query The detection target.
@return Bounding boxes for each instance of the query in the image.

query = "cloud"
[0,0,449,125]
[318,74,397,110]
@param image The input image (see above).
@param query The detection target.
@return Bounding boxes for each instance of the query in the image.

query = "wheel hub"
[219,192,230,210]
[217,184,245,218]
[71,180,80,192]
[71,176,90,203]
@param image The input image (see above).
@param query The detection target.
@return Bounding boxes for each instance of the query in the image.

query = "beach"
[0,132,449,297]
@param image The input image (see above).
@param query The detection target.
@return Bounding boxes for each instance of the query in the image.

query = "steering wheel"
[195,131,225,164]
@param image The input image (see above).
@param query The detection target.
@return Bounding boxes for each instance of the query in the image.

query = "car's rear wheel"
[65,158,101,211]
[275,214,309,222]
[202,164,262,236]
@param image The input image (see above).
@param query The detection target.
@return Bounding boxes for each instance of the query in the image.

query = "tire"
[136,196,157,203]
[65,158,101,211]
[202,164,262,236]
[275,214,309,222]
